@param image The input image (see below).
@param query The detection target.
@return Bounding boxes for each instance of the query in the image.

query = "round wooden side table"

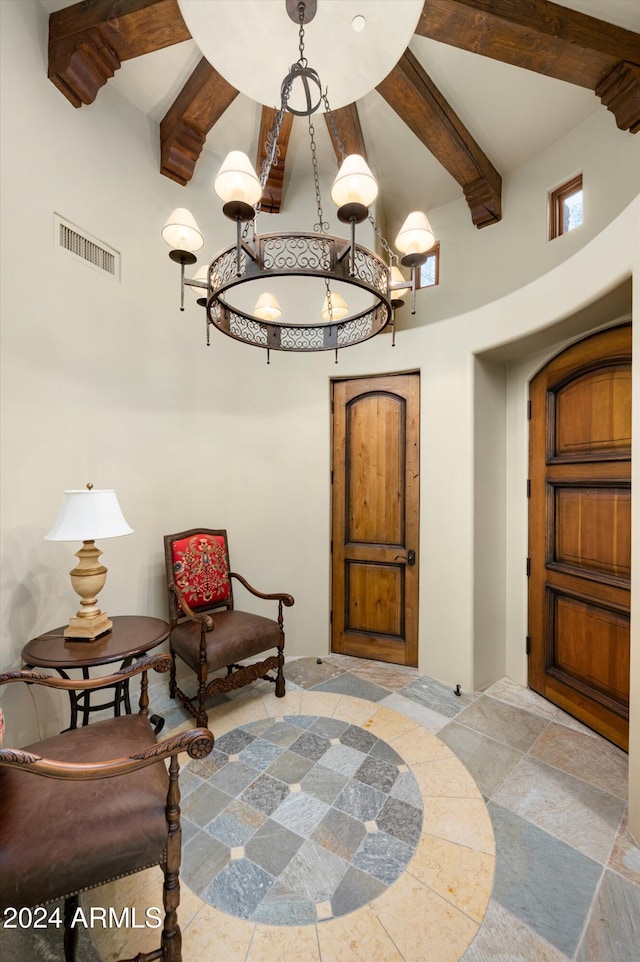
[22,615,169,730]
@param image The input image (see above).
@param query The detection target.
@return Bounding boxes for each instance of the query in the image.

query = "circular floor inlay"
[181,714,423,925]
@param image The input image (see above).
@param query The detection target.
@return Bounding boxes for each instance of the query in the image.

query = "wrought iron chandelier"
[162,0,435,362]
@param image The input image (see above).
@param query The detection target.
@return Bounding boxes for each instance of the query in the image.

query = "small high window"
[417,243,440,289]
[550,175,583,240]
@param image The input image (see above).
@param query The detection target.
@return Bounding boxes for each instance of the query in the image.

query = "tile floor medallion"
[83,686,496,962]
[9,659,640,961]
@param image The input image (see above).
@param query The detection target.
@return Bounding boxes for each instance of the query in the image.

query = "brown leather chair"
[163,528,294,726]
[0,654,214,962]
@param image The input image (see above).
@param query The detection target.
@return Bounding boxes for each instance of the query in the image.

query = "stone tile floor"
[4,654,639,961]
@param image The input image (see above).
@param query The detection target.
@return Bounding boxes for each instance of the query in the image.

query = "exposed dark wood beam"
[377,49,501,228]
[49,0,190,108]
[416,0,640,132]
[324,103,368,163]
[255,108,294,213]
[160,59,239,185]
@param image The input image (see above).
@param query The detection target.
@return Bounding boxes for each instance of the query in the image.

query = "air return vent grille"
[54,214,120,280]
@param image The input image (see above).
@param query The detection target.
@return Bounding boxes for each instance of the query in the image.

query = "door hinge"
[527,399,532,419]
[330,470,334,485]
[526,557,531,577]
[526,478,531,498]
[330,540,333,554]
[330,610,333,625]
[526,635,531,655]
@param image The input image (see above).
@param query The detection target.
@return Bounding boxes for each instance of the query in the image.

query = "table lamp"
[45,483,133,640]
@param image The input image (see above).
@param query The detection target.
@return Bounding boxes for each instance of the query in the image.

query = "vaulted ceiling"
[44,0,640,237]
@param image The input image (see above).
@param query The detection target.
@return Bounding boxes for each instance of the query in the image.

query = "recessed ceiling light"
[352,15,366,32]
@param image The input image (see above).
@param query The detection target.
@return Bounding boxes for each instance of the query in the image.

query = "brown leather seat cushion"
[0,713,168,910]
[171,608,282,672]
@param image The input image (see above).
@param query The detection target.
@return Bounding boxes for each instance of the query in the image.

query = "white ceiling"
[40,0,640,234]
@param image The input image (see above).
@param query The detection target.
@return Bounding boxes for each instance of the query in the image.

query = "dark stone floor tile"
[214,728,256,755]
[309,716,350,739]
[181,830,230,896]
[340,724,378,754]
[334,778,386,821]
[240,772,291,816]
[352,831,414,884]
[312,806,368,861]
[209,760,260,797]
[375,795,423,847]
[251,889,317,925]
[261,720,303,747]
[289,729,332,761]
[245,818,305,876]
[489,801,602,957]
[300,764,350,804]
[354,755,399,794]
[203,858,274,919]
[312,672,389,702]
[181,781,230,828]
[237,737,285,772]
[266,748,315,784]
[330,864,386,918]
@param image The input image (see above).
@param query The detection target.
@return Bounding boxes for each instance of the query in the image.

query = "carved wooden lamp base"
[64,540,113,641]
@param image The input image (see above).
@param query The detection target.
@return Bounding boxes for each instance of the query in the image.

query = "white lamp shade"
[254,292,282,321]
[161,208,204,252]
[187,264,209,296]
[390,265,411,299]
[321,291,349,321]
[45,489,133,542]
[214,151,262,206]
[330,154,378,209]
[395,211,435,256]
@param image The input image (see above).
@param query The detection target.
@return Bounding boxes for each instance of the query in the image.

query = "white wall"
[1,1,639,837]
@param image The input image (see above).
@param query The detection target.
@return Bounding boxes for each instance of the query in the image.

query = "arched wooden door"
[331,373,420,666]
[528,324,631,749]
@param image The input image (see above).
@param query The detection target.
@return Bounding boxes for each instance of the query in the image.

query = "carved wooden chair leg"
[63,894,79,962]
[275,645,285,698]
[169,650,177,699]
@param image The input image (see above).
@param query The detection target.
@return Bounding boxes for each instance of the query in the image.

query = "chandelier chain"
[308,113,329,234]
[298,9,307,67]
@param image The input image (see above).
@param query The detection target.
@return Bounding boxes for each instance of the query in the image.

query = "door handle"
[395,549,416,566]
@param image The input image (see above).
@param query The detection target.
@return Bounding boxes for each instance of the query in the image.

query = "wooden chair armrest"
[1,654,172,693]
[169,583,214,629]
[230,572,295,606]
[0,727,214,780]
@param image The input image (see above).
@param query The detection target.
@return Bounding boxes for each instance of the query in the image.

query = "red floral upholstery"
[172,533,230,610]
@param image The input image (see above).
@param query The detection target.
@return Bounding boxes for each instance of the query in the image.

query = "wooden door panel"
[549,590,630,706]
[332,373,419,666]
[553,485,631,580]
[553,369,632,459]
[346,562,404,636]
[529,324,631,749]
[347,393,405,545]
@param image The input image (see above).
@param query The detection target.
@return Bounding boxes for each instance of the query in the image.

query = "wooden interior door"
[528,324,631,749]
[331,373,419,666]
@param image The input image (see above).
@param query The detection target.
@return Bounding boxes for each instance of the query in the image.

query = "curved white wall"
[1,1,639,833]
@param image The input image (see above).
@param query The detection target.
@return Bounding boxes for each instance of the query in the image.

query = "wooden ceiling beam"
[377,49,501,228]
[255,108,294,213]
[160,59,239,185]
[416,0,640,133]
[324,103,368,163]
[49,0,190,108]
